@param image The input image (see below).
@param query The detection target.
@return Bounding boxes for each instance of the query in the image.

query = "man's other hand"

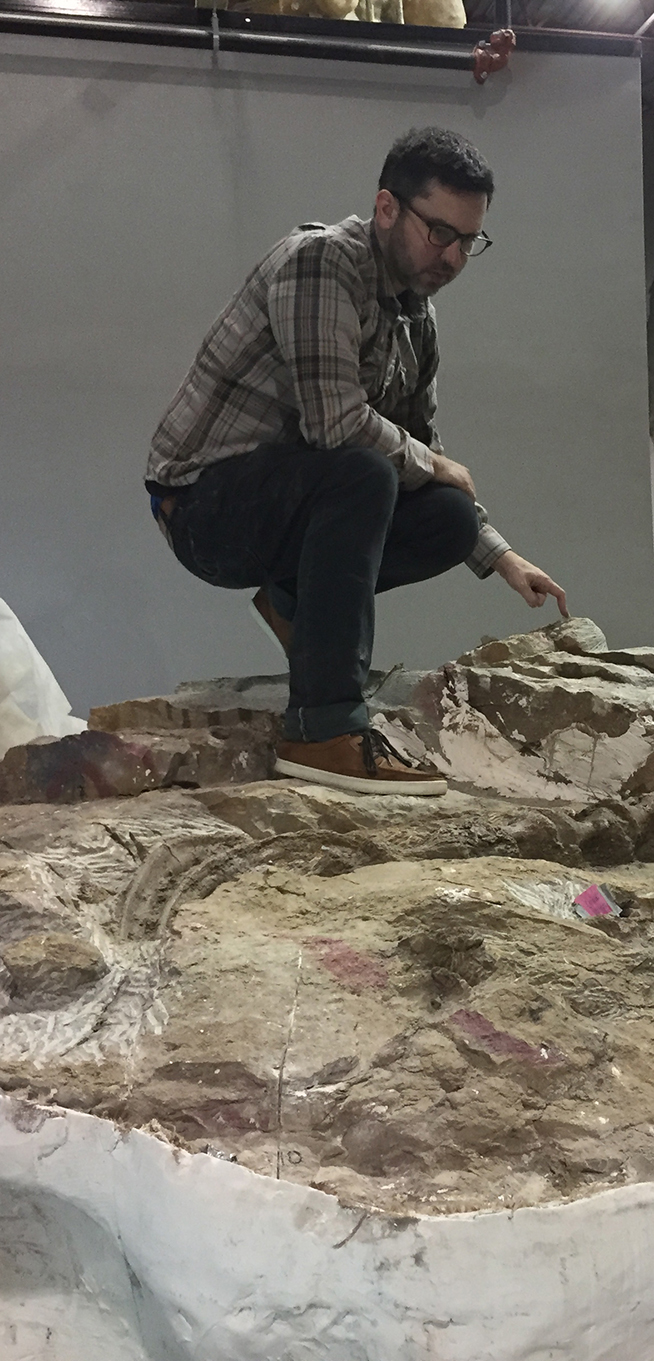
[429,454,476,500]
[493,550,568,617]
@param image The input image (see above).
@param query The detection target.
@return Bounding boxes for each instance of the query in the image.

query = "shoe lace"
[360,727,412,775]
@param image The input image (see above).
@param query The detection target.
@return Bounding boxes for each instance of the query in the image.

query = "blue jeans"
[163,442,480,742]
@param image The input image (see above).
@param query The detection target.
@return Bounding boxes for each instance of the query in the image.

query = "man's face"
[375,180,488,297]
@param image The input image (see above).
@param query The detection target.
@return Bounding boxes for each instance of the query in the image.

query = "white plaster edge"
[1,1095,653,1360]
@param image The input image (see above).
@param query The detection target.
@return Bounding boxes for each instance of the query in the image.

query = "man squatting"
[145,126,568,796]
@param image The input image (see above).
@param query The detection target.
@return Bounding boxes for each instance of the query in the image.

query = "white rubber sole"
[248,597,288,660]
[274,756,447,796]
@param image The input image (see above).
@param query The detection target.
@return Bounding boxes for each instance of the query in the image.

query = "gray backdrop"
[0,33,651,715]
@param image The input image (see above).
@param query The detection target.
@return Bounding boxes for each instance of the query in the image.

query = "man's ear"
[374,189,400,231]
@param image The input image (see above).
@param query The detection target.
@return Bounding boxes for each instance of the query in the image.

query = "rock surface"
[0,617,653,1223]
[0,716,276,804]
[0,933,107,1007]
[1,615,652,809]
[0,775,652,1217]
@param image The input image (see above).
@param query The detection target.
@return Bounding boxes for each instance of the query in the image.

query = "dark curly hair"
[379,126,494,205]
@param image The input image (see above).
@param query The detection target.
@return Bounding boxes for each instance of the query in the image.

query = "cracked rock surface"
[0,618,653,1220]
[0,775,653,1217]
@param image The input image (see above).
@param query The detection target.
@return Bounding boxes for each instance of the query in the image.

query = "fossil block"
[0,619,653,1357]
[0,784,651,1219]
[1,932,107,1006]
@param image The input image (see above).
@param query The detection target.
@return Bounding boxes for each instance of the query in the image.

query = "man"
[145,127,567,795]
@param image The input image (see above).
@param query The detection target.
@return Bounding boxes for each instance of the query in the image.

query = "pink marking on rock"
[448,1010,566,1066]
[574,885,614,918]
[306,937,389,994]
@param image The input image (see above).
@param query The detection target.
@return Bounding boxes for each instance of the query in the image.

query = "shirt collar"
[367,218,429,321]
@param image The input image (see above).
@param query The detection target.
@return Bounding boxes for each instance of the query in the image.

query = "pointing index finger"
[548,580,568,617]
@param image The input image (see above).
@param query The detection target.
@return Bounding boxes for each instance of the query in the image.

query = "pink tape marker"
[574,884,618,919]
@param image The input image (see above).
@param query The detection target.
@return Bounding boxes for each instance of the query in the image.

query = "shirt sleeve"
[267,235,436,489]
[466,502,511,578]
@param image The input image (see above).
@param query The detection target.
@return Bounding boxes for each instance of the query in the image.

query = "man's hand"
[429,453,476,500]
[493,550,568,617]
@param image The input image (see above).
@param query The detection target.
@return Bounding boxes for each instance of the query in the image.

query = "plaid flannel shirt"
[146,215,510,578]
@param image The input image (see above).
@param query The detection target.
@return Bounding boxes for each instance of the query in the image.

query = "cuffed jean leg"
[284,448,399,741]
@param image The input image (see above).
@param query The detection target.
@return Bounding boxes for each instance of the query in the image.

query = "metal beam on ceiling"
[0,0,645,55]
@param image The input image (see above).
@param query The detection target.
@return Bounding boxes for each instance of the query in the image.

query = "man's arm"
[267,237,438,488]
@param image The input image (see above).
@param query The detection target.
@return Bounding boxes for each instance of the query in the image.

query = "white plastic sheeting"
[0,598,86,758]
[0,1096,653,1361]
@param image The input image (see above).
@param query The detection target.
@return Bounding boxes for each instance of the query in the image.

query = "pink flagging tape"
[574,884,621,919]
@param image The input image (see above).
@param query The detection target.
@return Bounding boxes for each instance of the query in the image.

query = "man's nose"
[442,239,464,270]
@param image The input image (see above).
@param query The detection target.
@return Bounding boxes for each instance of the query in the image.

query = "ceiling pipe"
[216,21,475,68]
[216,13,515,81]
[0,6,211,43]
[635,9,654,37]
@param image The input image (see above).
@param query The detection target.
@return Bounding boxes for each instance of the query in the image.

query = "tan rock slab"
[88,679,289,733]
[1,933,107,1006]
[600,648,654,673]
[455,616,608,668]
[1,627,654,1226]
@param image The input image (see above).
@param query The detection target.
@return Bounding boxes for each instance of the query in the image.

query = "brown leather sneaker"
[249,588,293,658]
[274,730,447,796]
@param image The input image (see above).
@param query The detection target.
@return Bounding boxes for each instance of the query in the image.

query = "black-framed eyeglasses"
[392,193,492,258]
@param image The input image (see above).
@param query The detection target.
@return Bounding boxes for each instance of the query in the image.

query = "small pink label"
[574,885,613,918]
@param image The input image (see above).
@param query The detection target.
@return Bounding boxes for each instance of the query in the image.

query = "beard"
[385,223,456,297]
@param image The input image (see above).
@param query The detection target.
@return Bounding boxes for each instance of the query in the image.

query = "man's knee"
[405,484,480,568]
